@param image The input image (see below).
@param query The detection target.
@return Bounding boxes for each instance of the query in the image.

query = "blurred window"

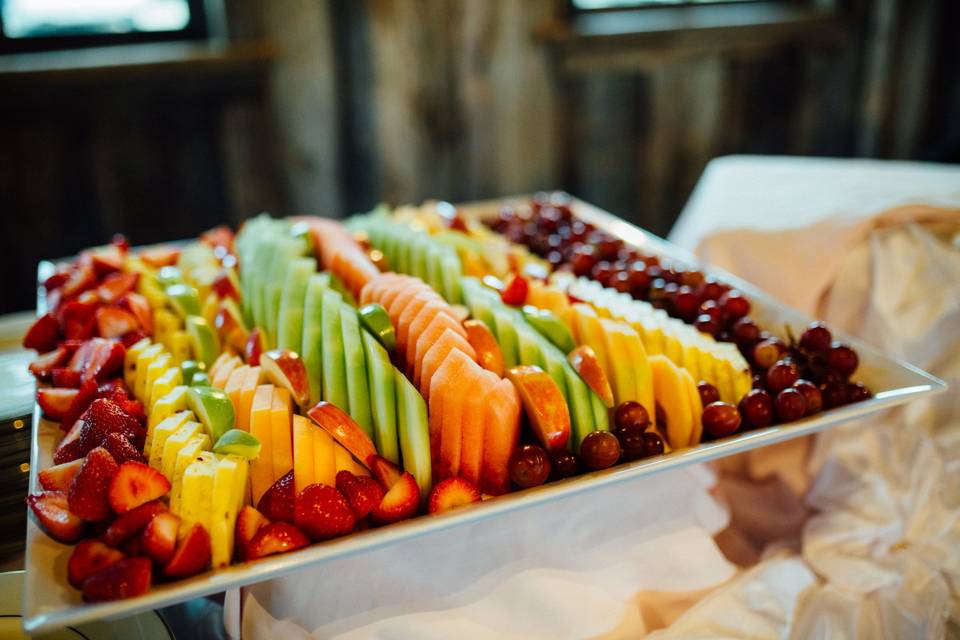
[0,0,208,52]
[574,0,756,8]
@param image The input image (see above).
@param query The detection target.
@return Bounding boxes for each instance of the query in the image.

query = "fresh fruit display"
[23,195,874,608]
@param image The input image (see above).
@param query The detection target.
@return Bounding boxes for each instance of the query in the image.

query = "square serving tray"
[22,196,947,633]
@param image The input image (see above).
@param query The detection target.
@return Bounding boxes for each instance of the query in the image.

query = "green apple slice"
[190,371,211,387]
[180,359,205,386]
[358,303,396,353]
[321,289,349,411]
[396,371,431,502]
[213,429,261,459]
[166,283,202,318]
[277,257,316,352]
[340,306,374,438]
[186,385,236,441]
[157,266,183,287]
[301,273,329,407]
[522,305,576,353]
[185,315,220,366]
[360,330,399,464]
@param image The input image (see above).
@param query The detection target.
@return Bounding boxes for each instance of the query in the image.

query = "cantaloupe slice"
[481,378,521,496]
[212,355,242,389]
[224,365,249,419]
[377,276,415,312]
[311,425,337,487]
[405,300,462,369]
[238,366,263,431]
[418,328,476,398]
[208,352,232,384]
[649,355,693,450]
[387,280,431,326]
[428,348,474,481]
[459,364,498,487]
[270,387,294,481]
[292,415,315,495]
[413,316,475,390]
[249,384,275,504]
[360,273,401,306]
[396,290,443,356]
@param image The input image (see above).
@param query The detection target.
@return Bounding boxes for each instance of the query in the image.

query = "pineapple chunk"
[161,421,203,481]
[143,353,173,408]
[148,410,194,469]
[210,454,249,568]
[149,367,183,413]
[154,309,181,350]
[148,385,190,432]
[170,434,210,513]
[179,452,217,536]
[124,338,152,389]
[134,343,165,401]
[168,330,192,364]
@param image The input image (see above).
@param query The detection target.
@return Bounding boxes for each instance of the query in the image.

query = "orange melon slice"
[249,384,275,504]
[459,364,499,487]
[387,280,430,325]
[480,378,522,496]
[415,324,475,393]
[270,387,294,480]
[224,365,250,422]
[396,290,443,356]
[428,348,474,481]
[406,301,465,369]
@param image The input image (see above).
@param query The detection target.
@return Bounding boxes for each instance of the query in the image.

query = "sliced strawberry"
[367,454,403,491]
[371,471,420,525]
[235,506,270,561]
[68,447,118,522]
[142,511,180,565]
[294,484,355,541]
[68,539,125,589]
[37,387,79,421]
[256,470,295,523]
[428,477,481,514]
[58,299,97,341]
[118,292,153,334]
[38,458,85,491]
[82,557,152,602]
[163,523,211,578]
[112,234,131,254]
[102,500,166,547]
[77,398,144,457]
[95,307,140,340]
[51,368,82,388]
[23,313,60,353]
[139,246,181,268]
[97,272,139,305]
[102,433,145,464]
[44,268,71,292]
[335,471,384,520]
[27,491,85,543]
[108,462,170,514]
[68,338,125,383]
[59,377,99,434]
[246,522,310,560]
[28,345,70,381]
[53,417,88,464]
[120,329,150,348]
[60,258,97,299]
[89,249,124,279]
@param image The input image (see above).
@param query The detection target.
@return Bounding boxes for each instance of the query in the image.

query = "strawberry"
[27,491,85,543]
[108,462,170,514]
[294,484,356,541]
[51,367,82,388]
[142,511,180,565]
[163,523,211,578]
[235,506,270,561]
[102,500,166,547]
[372,471,420,525]
[68,338,125,384]
[81,557,152,602]
[44,268,71,292]
[200,225,234,251]
[37,387,79,421]
[28,345,69,381]
[97,272,139,305]
[95,307,140,339]
[58,298,98,341]
[59,377,99,434]
[23,312,60,353]
[245,522,310,560]
[121,329,150,348]
[335,471,384,520]
[112,234,131,254]
[89,249,124,279]
[60,257,97,300]
[78,398,144,456]
[256,470,295,523]
[139,246,181,268]
[428,477,481,514]
[68,539,125,589]
[53,418,87,464]
[118,292,153,334]
[102,433,145,464]
[367,455,403,491]
[38,458,84,491]
[68,447,118,522]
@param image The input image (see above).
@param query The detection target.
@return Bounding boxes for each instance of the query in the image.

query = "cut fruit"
[568,345,614,408]
[340,306,374,438]
[600,318,637,408]
[649,355,694,450]
[210,454,248,568]
[169,435,209,513]
[178,452,217,537]
[306,401,378,467]
[395,290,441,356]
[269,388,294,481]
[292,415,315,495]
[276,257,316,352]
[186,316,220,367]
[223,364,249,422]
[213,428,262,459]
[320,290,349,411]
[395,371,432,501]
[147,410,193,470]
[417,328,476,399]
[310,425,337,488]
[358,303,396,354]
[405,300,465,372]
[248,384,275,504]
[186,386,236,442]
[679,368,703,446]
[463,319,505,378]
[301,273,327,407]
[166,283,202,318]
[480,379,522,496]
[506,365,571,453]
[428,477,481,515]
[458,365,498,487]
[238,366,264,431]
[523,305,576,353]
[260,348,311,409]
[433,348,475,481]
[211,355,242,390]
[361,330,400,465]
[160,420,203,481]
[108,461,171,514]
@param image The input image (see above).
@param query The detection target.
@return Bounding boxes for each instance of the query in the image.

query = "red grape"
[672,286,701,321]
[753,338,784,369]
[826,343,859,378]
[617,429,646,462]
[752,373,766,389]
[614,401,650,433]
[509,444,551,488]
[549,450,580,480]
[698,299,723,323]
[702,401,742,438]
[799,322,832,353]
[821,382,848,409]
[570,246,597,277]
[732,317,760,345]
[739,389,774,428]
[642,432,665,457]
[697,381,720,406]
[775,388,806,422]
[793,379,822,414]
[610,271,631,293]
[695,314,721,337]
[697,279,727,301]
[591,261,615,284]
[718,290,750,320]
[680,270,705,288]
[580,431,621,470]
[766,360,800,394]
[846,381,872,403]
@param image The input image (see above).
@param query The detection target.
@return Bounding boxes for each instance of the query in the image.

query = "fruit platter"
[20,194,945,632]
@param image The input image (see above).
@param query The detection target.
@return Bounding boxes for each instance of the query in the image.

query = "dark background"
[1,0,957,314]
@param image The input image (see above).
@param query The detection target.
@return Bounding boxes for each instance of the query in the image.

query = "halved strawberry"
[82,557,152,602]
[51,368,82,388]
[235,506,270,561]
[27,491,85,543]
[335,471,384,520]
[60,258,97,299]
[118,292,153,334]
[142,511,180,565]
[121,329,150,349]
[368,454,403,491]
[68,447,118,522]
[28,345,70,381]
[163,523,211,578]
[58,298,97,341]
[53,417,87,464]
[37,387,79,421]
[68,539,125,589]
[38,458,84,491]
[294,484,355,541]
[428,477,481,514]
[372,471,420,525]
[102,500,166,547]
[256,470,295,523]
[97,272,139,305]
[211,270,240,301]
[23,313,60,353]
[139,246,180,268]
[102,433,145,464]
[68,338,125,384]
[59,377,99,434]
[108,462,170,514]
[77,398,144,457]
[44,268,71,292]
[245,522,310,560]
[96,307,140,340]
[89,249,124,279]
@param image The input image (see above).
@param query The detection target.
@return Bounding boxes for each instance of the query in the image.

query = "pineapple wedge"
[149,367,183,413]
[170,435,210,513]
[210,454,249,568]
[148,410,194,469]
[134,343,165,401]
[179,452,218,536]
[161,421,204,480]
[124,338,152,389]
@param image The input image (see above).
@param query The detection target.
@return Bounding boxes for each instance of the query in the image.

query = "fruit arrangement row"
[23,196,871,604]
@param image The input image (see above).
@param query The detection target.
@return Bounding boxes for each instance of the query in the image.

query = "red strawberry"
[53,418,87,464]
[245,522,310,560]
[23,312,60,353]
[108,462,170,514]
[44,268,71,292]
[235,506,270,561]
[68,539,125,589]
[368,454,403,491]
[428,477,481,514]
[102,433,145,464]
[335,471,385,520]
[102,500,166,547]
[95,307,140,339]
[97,272,139,305]
[68,447,118,522]
[68,338,125,384]
[256,470,295,523]
[118,292,153,334]
[38,458,84,491]
[37,387,79,421]
[294,484,356,541]
[27,491,85,543]
[112,234,131,254]
[78,398,143,457]
[81,557,152,602]
[200,225,234,251]
[28,345,69,381]
[163,523,211,578]
[139,246,181,268]
[121,329,150,348]
[371,471,420,525]
[51,368,82,388]
[89,249,124,279]
[58,299,98,341]
[142,511,181,565]
[59,377,99,434]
